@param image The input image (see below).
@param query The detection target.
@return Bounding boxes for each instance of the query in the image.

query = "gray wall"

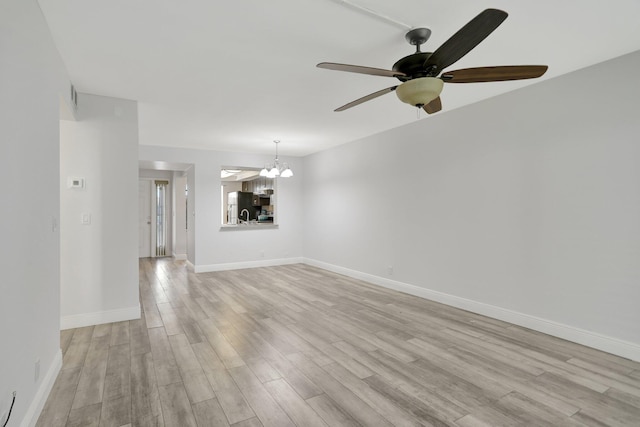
[0,0,70,424]
[60,94,140,328]
[172,172,188,258]
[303,51,640,355]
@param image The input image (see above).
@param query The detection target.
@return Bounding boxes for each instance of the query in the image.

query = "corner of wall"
[194,257,304,273]
[20,349,62,427]
[303,258,640,362]
[60,305,141,330]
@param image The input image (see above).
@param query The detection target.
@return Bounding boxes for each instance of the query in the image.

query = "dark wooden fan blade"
[425,9,508,73]
[441,65,548,83]
[335,86,398,112]
[423,97,442,114]
[317,62,406,78]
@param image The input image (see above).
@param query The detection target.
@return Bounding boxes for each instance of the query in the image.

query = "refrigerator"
[227,191,255,224]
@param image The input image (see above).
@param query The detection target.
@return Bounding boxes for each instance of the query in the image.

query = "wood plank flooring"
[37,258,640,426]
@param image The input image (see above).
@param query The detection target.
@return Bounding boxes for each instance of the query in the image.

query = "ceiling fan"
[317,9,548,114]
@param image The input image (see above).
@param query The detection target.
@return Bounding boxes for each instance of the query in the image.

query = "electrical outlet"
[260,250,265,258]
[387,266,394,275]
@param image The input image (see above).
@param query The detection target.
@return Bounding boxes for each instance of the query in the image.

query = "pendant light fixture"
[260,140,293,178]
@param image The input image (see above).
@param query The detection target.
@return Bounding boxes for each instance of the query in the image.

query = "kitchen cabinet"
[242,178,274,195]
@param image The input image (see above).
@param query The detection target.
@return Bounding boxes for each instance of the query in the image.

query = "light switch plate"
[81,213,91,225]
[67,177,85,189]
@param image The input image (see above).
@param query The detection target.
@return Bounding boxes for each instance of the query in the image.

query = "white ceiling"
[38,0,640,157]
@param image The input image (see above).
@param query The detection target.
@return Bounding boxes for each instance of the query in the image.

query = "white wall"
[303,51,640,360]
[0,1,70,425]
[139,146,304,271]
[173,172,188,258]
[60,93,140,329]
[185,165,196,265]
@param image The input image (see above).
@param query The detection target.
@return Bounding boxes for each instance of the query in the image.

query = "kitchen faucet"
[240,209,250,223]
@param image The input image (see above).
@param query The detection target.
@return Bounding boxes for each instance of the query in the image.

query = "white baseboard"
[303,258,640,362]
[60,305,141,330]
[172,252,187,261]
[21,349,62,427]
[195,257,304,273]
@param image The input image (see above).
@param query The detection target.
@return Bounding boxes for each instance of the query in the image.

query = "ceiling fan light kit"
[395,77,443,107]
[317,8,548,115]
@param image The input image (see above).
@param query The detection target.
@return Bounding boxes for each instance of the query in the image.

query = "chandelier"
[260,140,293,178]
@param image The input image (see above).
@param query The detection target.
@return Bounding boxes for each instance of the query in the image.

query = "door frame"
[138,178,153,258]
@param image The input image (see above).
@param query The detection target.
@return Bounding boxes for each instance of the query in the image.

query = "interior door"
[138,179,152,257]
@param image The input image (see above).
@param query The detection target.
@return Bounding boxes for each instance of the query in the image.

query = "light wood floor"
[37,258,640,426]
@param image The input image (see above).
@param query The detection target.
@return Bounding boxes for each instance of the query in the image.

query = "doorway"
[138,162,193,262]
[139,174,177,258]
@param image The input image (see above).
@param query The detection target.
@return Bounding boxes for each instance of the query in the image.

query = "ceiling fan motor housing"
[392,53,435,81]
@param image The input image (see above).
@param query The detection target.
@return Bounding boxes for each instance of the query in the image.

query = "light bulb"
[280,166,293,178]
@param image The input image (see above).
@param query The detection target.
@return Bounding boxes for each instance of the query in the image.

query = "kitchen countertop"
[220,223,278,230]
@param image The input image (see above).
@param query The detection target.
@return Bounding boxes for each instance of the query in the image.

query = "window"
[220,167,276,226]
